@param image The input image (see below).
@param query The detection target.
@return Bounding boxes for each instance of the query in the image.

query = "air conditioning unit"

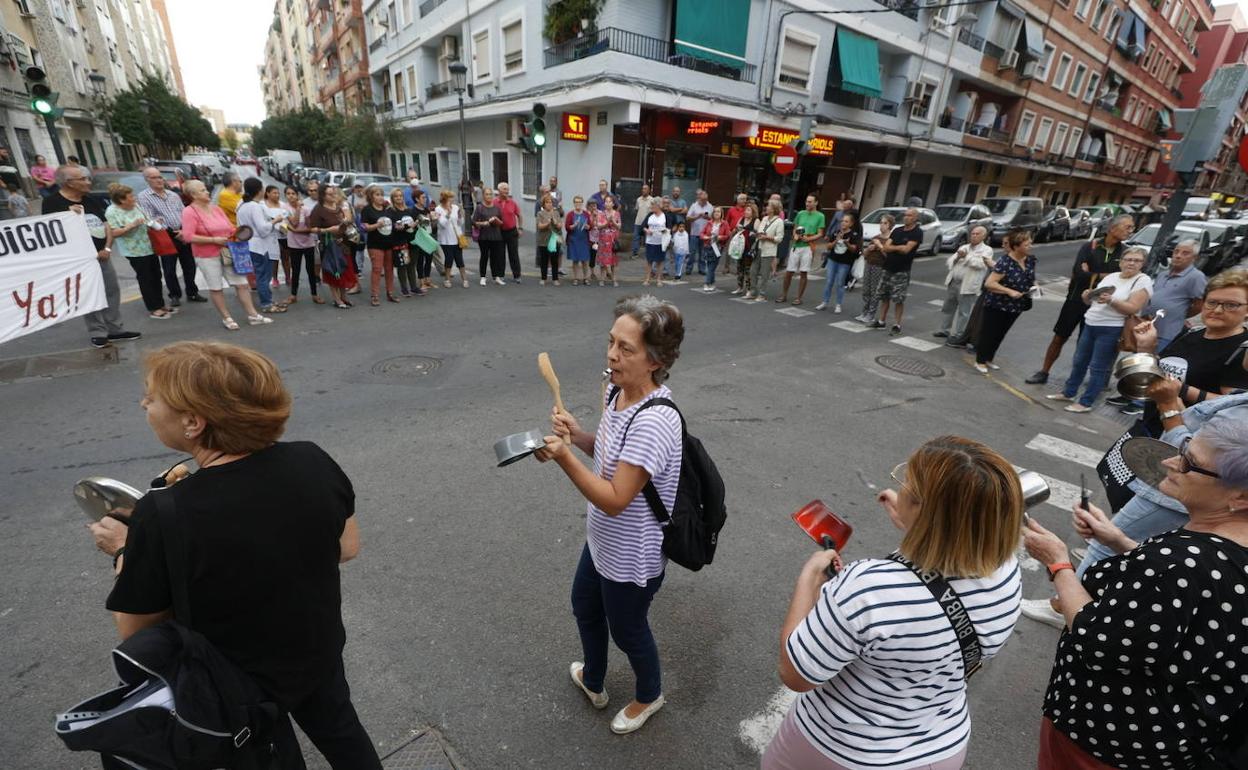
[504,117,524,145]
[439,36,458,60]
[998,50,1018,70]
[1019,60,1037,80]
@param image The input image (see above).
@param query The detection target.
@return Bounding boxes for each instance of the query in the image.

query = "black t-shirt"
[361,204,397,249]
[1065,238,1123,301]
[883,224,922,273]
[1143,327,1248,432]
[42,191,108,251]
[829,226,863,265]
[106,442,354,708]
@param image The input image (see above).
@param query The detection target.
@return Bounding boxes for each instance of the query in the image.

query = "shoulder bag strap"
[887,552,983,680]
[620,396,686,524]
[151,490,192,626]
[1225,338,1248,367]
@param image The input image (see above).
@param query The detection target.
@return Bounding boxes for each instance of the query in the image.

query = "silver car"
[934,203,992,252]
[859,207,943,255]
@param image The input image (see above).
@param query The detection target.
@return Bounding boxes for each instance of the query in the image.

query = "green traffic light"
[533,132,546,147]
[32,97,54,115]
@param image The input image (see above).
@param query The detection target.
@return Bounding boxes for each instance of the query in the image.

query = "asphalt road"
[0,171,1173,768]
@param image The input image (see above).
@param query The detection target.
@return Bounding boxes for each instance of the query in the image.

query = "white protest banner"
[0,212,105,345]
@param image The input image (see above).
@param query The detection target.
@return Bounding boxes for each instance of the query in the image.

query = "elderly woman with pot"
[306,185,358,309]
[1046,246,1153,413]
[1023,413,1248,770]
[180,180,268,330]
[763,436,1023,770]
[533,295,686,736]
[86,341,381,770]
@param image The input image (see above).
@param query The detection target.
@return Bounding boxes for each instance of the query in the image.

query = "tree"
[106,73,219,155]
[221,127,240,152]
[252,105,399,170]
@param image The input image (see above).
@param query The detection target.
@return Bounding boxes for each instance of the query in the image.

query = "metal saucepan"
[1018,470,1051,510]
[1114,352,1165,400]
[494,429,548,467]
[73,477,143,522]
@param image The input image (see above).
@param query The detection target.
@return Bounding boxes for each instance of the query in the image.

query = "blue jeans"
[1062,325,1122,407]
[571,544,664,703]
[703,253,720,286]
[689,237,704,274]
[253,253,273,306]
[822,262,852,306]
[632,224,645,256]
[666,248,687,278]
[1076,494,1188,577]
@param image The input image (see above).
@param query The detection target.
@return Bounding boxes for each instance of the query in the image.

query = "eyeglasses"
[890,462,922,503]
[1177,437,1220,479]
[1205,300,1246,312]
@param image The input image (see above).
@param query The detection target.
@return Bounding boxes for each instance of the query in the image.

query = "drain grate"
[371,355,443,377]
[875,355,945,379]
[381,729,457,769]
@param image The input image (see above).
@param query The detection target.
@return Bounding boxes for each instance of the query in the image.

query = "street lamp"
[88,72,123,170]
[927,12,979,141]
[449,60,472,217]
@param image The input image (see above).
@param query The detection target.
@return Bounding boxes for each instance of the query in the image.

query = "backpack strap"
[887,552,983,680]
[620,396,686,525]
[151,490,193,626]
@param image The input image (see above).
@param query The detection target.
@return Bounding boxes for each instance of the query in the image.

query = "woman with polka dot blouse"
[1023,415,1248,770]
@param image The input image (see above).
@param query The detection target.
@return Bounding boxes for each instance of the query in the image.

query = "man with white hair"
[137,165,204,306]
[685,189,713,279]
[497,182,524,282]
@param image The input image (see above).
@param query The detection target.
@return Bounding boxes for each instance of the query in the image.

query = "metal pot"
[1018,470,1050,510]
[494,429,547,467]
[73,477,143,522]
[1114,352,1165,400]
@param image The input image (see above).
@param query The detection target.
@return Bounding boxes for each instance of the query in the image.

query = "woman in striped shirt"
[534,295,685,736]
[765,437,1024,770]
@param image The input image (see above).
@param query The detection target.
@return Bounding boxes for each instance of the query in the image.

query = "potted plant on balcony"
[544,0,603,45]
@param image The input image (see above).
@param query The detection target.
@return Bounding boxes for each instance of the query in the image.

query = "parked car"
[283,162,305,185]
[933,203,992,251]
[1073,204,1117,239]
[980,196,1044,244]
[1178,221,1240,273]
[859,207,943,255]
[1132,226,1213,276]
[184,153,227,184]
[342,172,396,188]
[1035,206,1073,243]
[1207,219,1248,262]
[154,159,212,191]
[295,167,326,191]
[86,172,147,210]
[1180,196,1217,221]
[324,171,350,188]
[1067,209,1094,240]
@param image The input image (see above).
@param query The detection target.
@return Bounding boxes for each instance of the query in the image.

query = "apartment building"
[260,0,321,116]
[309,0,371,112]
[1151,2,1248,203]
[364,0,1201,212]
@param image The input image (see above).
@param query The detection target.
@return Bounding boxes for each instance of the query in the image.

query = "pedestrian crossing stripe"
[1012,464,1086,511]
[730,297,756,305]
[690,287,722,294]
[776,307,815,318]
[927,299,944,307]
[1025,433,1102,468]
[890,336,943,352]
[829,320,871,333]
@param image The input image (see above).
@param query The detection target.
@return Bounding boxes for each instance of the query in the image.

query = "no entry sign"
[773,144,798,175]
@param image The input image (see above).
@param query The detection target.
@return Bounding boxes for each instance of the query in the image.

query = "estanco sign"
[746,126,835,157]
[561,113,590,142]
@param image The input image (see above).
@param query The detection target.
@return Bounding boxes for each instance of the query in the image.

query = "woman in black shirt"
[473,187,505,285]
[93,341,380,770]
[359,185,398,305]
[818,209,861,312]
[974,229,1036,373]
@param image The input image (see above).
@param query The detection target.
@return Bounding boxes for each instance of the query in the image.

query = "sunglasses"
[1177,437,1220,479]
[890,462,922,503]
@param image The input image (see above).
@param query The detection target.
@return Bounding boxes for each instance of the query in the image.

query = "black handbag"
[1096,418,1155,512]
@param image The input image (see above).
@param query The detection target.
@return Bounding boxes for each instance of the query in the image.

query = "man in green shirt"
[778,195,825,305]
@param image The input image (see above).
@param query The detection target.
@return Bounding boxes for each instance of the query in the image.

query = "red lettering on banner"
[12,280,32,327]
[38,291,59,319]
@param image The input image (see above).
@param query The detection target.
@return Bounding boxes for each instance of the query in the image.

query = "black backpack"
[614,388,727,571]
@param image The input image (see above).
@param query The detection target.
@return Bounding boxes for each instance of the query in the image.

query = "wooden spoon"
[537,352,565,413]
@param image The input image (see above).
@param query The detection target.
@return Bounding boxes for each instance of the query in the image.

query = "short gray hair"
[1174,238,1201,255]
[1121,245,1149,261]
[222,172,240,187]
[1109,214,1134,230]
[614,294,685,384]
[54,165,86,185]
[1198,414,1248,491]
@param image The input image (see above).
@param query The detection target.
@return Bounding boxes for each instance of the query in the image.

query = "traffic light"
[523,102,546,152]
[24,66,61,118]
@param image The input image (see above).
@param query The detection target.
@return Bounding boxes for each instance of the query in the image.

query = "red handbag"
[148,227,178,256]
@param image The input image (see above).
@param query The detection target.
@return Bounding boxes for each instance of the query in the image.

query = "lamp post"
[927,12,979,142]
[87,72,123,170]
[449,60,472,218]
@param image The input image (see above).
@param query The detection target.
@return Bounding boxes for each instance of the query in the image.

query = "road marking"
[1025,434,1102,469]
[690,287,721,294]
[927,299,945,307]
[890,336,942,352]
[731,297,757,305]
[739,687,799,754]
[910,279,946,290]
[776,307,815,318]
[830,320,871,333]
[1013,465,1085,511]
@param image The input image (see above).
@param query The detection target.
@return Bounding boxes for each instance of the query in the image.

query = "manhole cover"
[382,729,456,769]
[875,355,944,379]
[371,355,442,377]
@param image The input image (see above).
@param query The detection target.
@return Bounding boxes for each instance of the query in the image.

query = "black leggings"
[442,243,464,271]
[127,254,165,312]
[289,247,318,296]
[539,246,561,280]
[976,306,1021,364]
[270,658,382,770]
[415,247,434,279]
[479,240,504,278]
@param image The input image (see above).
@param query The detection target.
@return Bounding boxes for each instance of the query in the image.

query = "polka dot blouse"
[1042,529,1248,769]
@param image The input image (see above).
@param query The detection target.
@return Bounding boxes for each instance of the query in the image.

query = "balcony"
[940,115,965,132]
[377,100,394,113]
[870,0,918,20]
[982,40,1005,59]
[825,87,900,117]
[957,27,985,51]
[420,0,448,16]
[543,27,757,83]
[369,36,385,53]
[426,79,451,99]
[966,124,1009,142]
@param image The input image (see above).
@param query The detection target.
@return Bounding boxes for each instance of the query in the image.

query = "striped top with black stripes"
[786,556,1022,769]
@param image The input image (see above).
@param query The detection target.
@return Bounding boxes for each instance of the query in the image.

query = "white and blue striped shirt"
[787,556,1021,769]
[587,385,682,586]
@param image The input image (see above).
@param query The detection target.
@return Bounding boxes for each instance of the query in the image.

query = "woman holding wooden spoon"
[533,295,685,735]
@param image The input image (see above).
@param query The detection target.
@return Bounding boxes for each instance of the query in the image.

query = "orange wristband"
[1047,562,1074,581]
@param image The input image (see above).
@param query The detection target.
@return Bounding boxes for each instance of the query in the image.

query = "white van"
[269,149,303,173]
[1180,196,1216,221]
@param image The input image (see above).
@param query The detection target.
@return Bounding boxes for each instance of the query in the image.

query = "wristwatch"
[1160,409,1183,420]
[1047,561,1074,580]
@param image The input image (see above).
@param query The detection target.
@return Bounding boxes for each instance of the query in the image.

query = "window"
[427,152,439,183]
[1034,117,1054,150]
[502,17,523,75]
[1066,127,1083,157]
[466,151,481,183]
[491,150,509,186]
[98,141,107,167]
[1143,42,1157,70]
[393,71,405,104]
[985,184,1000,197]
[522,151,539,197]
[1068,62,1087,97]
[1104,10,1122,42]
[472,29,490,81]
[1036,43,1056,80]
[909,79,938,121]
[406,66,416,102]
[74,139,85,162]
[1075,0,1091,18]
[1161,0,1173,18]
[1091,0,1110,31]
[1016,111,1037,145]
[776,28,817,93]
[1125,95,1137,121]
[1052,122,1070,154]
[401,0,412,26]
[962,183,980,203]
[1083,72,1100,103]
[409,153,421,179]
[1051,53,1072,91]
[387,1,397,36]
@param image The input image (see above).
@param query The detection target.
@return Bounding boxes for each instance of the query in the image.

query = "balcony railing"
[420,0,448,16]
[543,27,757,83]
[940,115,966,132]
[982,40,1006,59]
[825,87,899,116]
[426,80,451,99]
[1075,151,1106,164]
[965,124,1009,142]
[957,27,985,50]
[870,0,918,20]
[369,37,385,53]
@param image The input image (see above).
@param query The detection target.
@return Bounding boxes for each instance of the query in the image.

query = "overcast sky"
[165,0,271,126]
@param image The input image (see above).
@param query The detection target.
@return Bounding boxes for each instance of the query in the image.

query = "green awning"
[834,29,882,98]
[673,0,750,68]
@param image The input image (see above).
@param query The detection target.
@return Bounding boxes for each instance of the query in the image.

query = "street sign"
[773,144,798,175]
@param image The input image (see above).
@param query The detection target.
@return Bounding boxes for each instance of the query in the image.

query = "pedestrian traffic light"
[24,66,61,118]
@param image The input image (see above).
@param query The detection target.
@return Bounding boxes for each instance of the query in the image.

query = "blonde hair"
[144,342,291,455]
[1205,268,1248,299]
[541,193,553,208]
[389,187,406,205]
[108,183,133,204]
[898,436,1024,578]
[439,189,454,204]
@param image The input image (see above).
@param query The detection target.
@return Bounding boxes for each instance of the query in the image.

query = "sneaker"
[945,339,968,349]
[540,279,546,286]
[889,325,902,336]
[987,362,1001,371]
[149,311,172,320]
[247,314,274,325]
[815,302,829,311]
[187,294,208,303]
[743,292,754,299]
[1024,371,1049,385]
[869,320,886,329]
[514,277,522,284]
[670,279,686,285]
[932,330,949,338]
[754,295,766,302]
[169,296,182,307]
[1105,395,1132,407]
[480,277,488,286]
[107,331,141,341]
[1045,393,1074,402]
[731,288,743,295]
[1064,403,1092,413]
[833,304,842,313]
[610,696,666,735]
[89,337,110,348]
[702,285,714,293]
[1119,403,1144,416]
[494,277,506,286]
[974,363,989,374]
[444,279,452,288]
[569,662,609,710]
[1020,598,1066,629]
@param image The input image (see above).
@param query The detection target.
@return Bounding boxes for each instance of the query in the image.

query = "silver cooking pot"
[494,429,547,467]
[1114,353,1165,400]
